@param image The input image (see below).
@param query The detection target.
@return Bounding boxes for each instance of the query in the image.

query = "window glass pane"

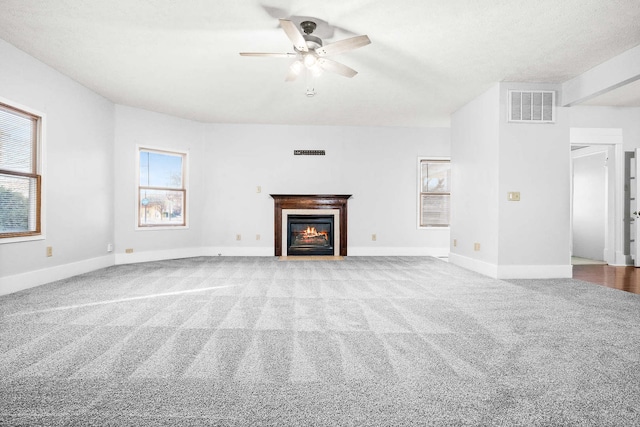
[522,92,532,120]
[421,162,430,192]
[421,194,450,227]
[422,161,451,193]
[139,189,184,226]
[140,151,183,188]
[532,92,542,120]
[0,174,38,233]
[0,106,35,173]
[510,91,522,121]
[542,92,553,121]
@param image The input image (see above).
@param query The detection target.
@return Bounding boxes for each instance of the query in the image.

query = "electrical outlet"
[46,246,53,257]
[474,243,481,251]
[256,234,261,241]
[236,234,242,241]
[453,239,457,247]
[371,234,377,241]
[107,243,114,252]
[125,248,134,254]
[256,185,262,193]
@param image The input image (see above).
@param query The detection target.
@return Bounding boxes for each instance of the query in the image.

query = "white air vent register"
[508,90,555,123]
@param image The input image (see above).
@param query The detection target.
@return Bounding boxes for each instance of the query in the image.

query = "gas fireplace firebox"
[287,215,334,256]
[270,195,352,257]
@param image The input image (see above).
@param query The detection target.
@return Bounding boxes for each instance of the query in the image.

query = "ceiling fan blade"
[285,61,304,82]
[317,58,358,78]
[239,52,296,58]
[279,19,308,52]
[316,35,371,57]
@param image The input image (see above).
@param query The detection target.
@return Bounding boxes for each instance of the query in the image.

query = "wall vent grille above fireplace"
[294,150,325,156]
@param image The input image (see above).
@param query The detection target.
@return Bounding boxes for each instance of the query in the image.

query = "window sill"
[135,225,189,231]
[0,234,45,245]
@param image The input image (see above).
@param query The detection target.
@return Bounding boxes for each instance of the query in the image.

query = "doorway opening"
[569,127,624,266]
[571,145,610,265]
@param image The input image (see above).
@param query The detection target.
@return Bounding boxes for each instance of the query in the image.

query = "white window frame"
[417,157,450,229]
[135,145,189,230]
[0,97,46,244]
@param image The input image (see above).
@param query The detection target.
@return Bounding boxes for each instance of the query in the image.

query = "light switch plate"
[508,192,521,201]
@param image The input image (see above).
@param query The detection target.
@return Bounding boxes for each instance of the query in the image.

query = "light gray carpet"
[1,256,639,426]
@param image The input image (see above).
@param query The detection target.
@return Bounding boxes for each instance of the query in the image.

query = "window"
[0,101,42,240]
[419,158,450,227]
[138,147,187,228]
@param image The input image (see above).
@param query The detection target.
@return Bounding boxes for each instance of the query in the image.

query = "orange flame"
[304,226,319,237]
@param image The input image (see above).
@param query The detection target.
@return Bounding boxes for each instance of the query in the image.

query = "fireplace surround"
[270,194,352,256]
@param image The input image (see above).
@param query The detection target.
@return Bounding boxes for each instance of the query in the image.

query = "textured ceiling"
[0,0,639,127]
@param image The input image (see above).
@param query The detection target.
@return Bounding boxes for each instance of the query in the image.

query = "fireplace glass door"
[287,215,334,256]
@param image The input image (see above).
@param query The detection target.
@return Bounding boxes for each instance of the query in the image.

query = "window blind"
[0,102,41,236]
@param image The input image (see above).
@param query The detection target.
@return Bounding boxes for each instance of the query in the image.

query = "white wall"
[572,151,606,260]
[0,39,115,294]
[569,106,640,151]
[450,82,571,278]
[111,108,451,261]
[113,105,206,263]
[202,124,451,256]
[498,83,570,269]
[450,84,501,272]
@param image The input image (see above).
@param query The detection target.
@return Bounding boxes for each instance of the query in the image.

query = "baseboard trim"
[0,255,115,296]
[201,247,274,257]
[114,247,205,265]
[348,247,449,257]
[496,264,572,279]
[448,253,572,279]
[614,250,633,266]
[448,253,498,278]
[114,246,275,264]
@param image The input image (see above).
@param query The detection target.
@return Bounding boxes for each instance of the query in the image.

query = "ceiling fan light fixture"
[291,60,303,74]
[303,53,317,68]
[240,18,371,95]
[310,64,323,77]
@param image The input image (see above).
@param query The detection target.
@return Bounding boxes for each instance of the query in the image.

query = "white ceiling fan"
[240,19,371,94]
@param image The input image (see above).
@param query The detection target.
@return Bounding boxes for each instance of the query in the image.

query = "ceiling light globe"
[303,54,317,68]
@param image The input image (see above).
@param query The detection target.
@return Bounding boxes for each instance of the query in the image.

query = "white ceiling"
[1,0,639,127]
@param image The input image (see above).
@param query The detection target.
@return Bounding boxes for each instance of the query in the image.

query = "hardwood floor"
[573,264,640,295]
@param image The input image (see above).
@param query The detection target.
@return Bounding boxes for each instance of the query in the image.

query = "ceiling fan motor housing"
[297,21,322,51]
[300,35,322,51]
